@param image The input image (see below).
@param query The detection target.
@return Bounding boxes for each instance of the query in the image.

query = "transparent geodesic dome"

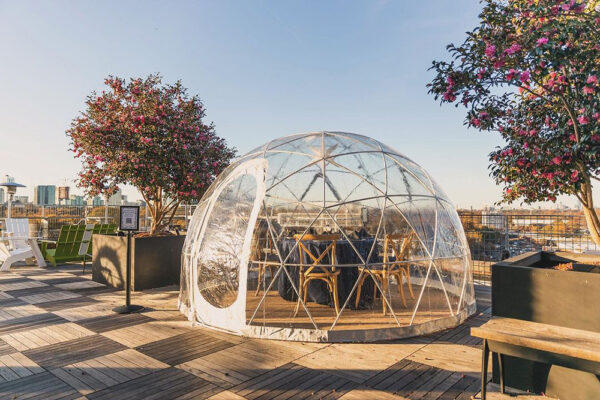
[179,132,475,342]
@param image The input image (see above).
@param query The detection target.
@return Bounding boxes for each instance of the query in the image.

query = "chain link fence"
[458,211,598,284]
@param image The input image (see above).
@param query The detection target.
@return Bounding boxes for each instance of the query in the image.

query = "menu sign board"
[119,206,140,231]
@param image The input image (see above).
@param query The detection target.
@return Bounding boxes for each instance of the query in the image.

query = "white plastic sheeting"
[179,132,475,342]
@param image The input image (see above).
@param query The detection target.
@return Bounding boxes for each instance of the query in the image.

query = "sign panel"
[119,205,140,231]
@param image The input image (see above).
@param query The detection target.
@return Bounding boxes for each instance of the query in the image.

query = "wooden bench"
[471,317,600,399]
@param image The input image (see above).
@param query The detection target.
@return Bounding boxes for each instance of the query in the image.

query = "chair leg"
[403,266,415,299]
[354,272,366,309]
[497,353,505,394]
[331,276,340,315]
[382,274,389,315]
[481,339,489,400]
[255,264,263,296]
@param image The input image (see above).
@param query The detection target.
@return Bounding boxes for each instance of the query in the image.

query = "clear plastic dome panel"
[180,132,476,342]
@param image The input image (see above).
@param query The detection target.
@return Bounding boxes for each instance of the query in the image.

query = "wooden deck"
[0,263,551,400]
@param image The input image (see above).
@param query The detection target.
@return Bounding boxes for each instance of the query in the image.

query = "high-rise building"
[34,185,56,205]
[0,188,4,204]
[107,190,123,205]
[91,196,104,206]
[69,195,86,206]
[58,186,70,204]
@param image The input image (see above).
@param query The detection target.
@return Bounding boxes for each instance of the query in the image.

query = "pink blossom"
[583,86,595,95]
[477,68,486,80]
[505,43,521,55]
[578,115,590,125]
[587,75,598,85]
[484,45,496,58]
[571,170,579,182]
[569,134,577,142]
[536,37,549,46]
[506,69,518,80]
[552,156,562,165]
[519,71,530,83]
[470,118,481,127]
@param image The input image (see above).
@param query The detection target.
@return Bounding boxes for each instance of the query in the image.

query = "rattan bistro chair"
[293,234,341,316]
[354,233,415,314]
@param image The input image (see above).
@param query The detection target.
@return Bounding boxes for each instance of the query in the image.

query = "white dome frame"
[180,131,476,342]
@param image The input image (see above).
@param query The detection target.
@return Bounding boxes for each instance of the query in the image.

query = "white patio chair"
[0,218,46,271]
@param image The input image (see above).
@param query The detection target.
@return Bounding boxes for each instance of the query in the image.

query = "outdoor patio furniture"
[354,233,415,313]
[278,236,375,308]
[41,223,116,267]
[254,234,279,296]
[471,317,600,399]
[293,233,342,315]
[0,218,46,271]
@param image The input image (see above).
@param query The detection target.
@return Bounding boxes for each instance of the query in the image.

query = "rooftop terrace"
[0,263,550,400]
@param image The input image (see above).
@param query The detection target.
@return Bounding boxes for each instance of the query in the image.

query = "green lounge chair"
[41,224,88,267]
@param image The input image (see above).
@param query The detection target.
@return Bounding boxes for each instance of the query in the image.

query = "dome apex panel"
[179,132,475,342]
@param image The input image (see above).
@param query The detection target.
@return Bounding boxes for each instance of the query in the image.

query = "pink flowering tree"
[67,74,236,235]
[428,0,600,245]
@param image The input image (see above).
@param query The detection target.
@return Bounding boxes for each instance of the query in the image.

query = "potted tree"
[67,74,235,290]
[428,1,600,397]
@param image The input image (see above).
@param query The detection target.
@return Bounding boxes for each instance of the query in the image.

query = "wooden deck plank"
[24,334,127,369]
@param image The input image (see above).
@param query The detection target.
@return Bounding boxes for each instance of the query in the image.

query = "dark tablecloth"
[277,238,375,309]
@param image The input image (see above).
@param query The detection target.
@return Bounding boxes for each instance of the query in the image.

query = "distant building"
[34,185,56,205]
[0,188,4,204]
[107,190,123,205]
[69,195,86,206]
[91,196,104,206]
[13,195,29,204]
[58,186,70,204]
[481,212,507,230]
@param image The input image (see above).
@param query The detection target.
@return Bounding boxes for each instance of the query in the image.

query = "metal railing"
[1,205,596,285]
[458,211,598,284]
[0,204,197,239]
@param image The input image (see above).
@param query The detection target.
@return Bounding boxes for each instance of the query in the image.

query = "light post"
[0,175,26,219]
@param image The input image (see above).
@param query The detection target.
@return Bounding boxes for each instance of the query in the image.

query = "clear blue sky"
[0,0,581,208]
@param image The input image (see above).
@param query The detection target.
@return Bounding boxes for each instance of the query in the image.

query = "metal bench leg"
[497,353,505,394]
[481,339,489,400]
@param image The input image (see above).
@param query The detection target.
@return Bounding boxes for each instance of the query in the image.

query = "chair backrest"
[4,218,30,249]
[383,232,415,267]
[78,224,95,256]
[293,234,340,273]
[54,224,87,258]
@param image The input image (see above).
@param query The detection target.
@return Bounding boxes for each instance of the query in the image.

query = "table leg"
[498,353,505,394]
[481,339,489,400]
[29,239,46,268]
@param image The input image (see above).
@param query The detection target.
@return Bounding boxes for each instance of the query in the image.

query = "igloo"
[179,132,475,342]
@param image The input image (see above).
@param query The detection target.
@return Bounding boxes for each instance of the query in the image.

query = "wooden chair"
[354,233,415,314]
[255,234,279,296]
[293,233,341,316]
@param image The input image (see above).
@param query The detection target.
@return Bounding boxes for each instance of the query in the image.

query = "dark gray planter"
[92,234,185,290]
[491,251,600,399]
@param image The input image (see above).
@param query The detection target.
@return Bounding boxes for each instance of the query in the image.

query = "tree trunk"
[579,179,600,247]
[582,205,600,247]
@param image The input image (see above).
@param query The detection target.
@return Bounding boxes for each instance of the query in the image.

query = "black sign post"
[113,206,144,314]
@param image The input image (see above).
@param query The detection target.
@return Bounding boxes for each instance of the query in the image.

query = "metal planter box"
[92,234,185,290]
[491,251,600,399]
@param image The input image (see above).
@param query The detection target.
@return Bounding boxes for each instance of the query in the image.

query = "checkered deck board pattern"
[0,264,525,400]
